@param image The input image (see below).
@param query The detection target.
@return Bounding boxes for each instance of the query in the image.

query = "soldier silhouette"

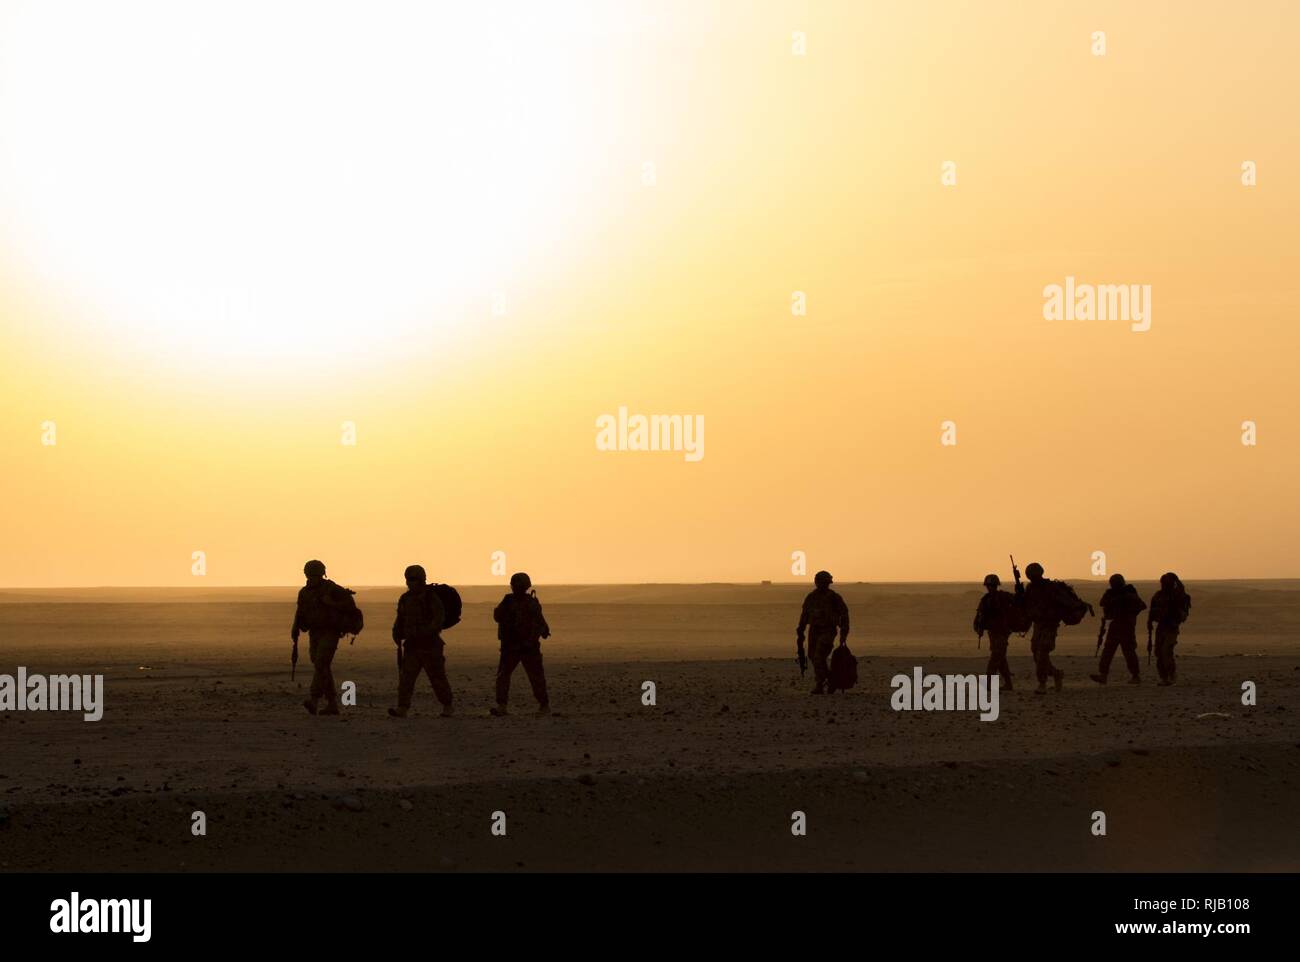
[796,571,850,695]
[1148,572,1191,686]
[491,573,551,716]
[1016,562,1066,694]
[290,560,351,715]
[388,564,454,718]
[974,573,1018,691]
[1091,573,1145,685]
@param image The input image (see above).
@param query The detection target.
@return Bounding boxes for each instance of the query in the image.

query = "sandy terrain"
[1,582,1297,871]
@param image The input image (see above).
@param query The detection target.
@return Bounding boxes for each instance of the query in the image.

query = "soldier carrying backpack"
[291,559,363,715]
[388,565,455,718]
[1148,572,1191,686]
[490,573,551,716]
[796,570,851,695]
[1015,561,1092,694]
[974,573,1019,691]
[1090,574,1146,686]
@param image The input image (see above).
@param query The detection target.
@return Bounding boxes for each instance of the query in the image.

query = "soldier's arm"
[796,596,810,636]
[428,594,445,634]
[838,596,850,641]
[536,599,551,639]
[391,601,403,644]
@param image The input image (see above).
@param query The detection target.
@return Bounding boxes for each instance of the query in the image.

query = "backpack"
[301,580,363,637]
[1049,580,1093,626]
[432,583,461,629]
[1167,581,1192,625]
[828,644,858,692]
[334,586,364,637]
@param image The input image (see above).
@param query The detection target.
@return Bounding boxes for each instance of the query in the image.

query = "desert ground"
[1,581,1297,872]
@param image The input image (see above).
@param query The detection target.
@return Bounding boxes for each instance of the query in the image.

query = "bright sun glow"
[0,0,599,367]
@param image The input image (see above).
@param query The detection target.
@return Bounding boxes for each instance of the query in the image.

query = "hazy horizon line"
[4,576,1300,591]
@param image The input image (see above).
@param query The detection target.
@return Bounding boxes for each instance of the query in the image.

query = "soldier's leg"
[307,636,323,706]
[1098,633,1119,677]
[809,630,832,693]
[302,637,323,713]
[421,645,453,708]
[1156,628,1178,683]
[1029,627,1042,686]
[1030,626,1049,689]
[988,634,1012,689]
[308,634,339,706]
[520,649,549,708]
[1119,634,1141,679]
[1032,625,1062,690]
[397,648,424,709]
[1044,626,1062,690]
[318,637,339,706]
[495,649,521,706]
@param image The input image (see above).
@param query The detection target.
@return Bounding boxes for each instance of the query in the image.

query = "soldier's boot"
[319,702,340,716]
[1053,669,1065,692]
[1001,675,1013,692]
[535,704,551,717]
[303,698,318,715]
[1089,673,1107,685]
[810,684,825,695]
[490,704,509,717]
[1127,674,1141,685]
[440,705,454,718]
[1034,681,1047,694]
[387,707,409,718]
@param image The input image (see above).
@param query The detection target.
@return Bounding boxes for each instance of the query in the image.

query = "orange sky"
[1,0,1297,586]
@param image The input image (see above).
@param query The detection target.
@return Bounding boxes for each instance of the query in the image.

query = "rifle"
[1096,617,1107,657]
[796,636,807,677]
[976,629,983,650]
[1146,624,1153,665]
[1009,554,1022,591]
[291,638,299,680]
[396,640,404,675]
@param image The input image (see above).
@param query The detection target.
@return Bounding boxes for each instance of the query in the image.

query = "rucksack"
[334,586,364,637]
[828,644,858,692]
[1168,581,1192,625]
[432,583,461,629]
[1050,580,1093,626]
[301,580,363,637]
